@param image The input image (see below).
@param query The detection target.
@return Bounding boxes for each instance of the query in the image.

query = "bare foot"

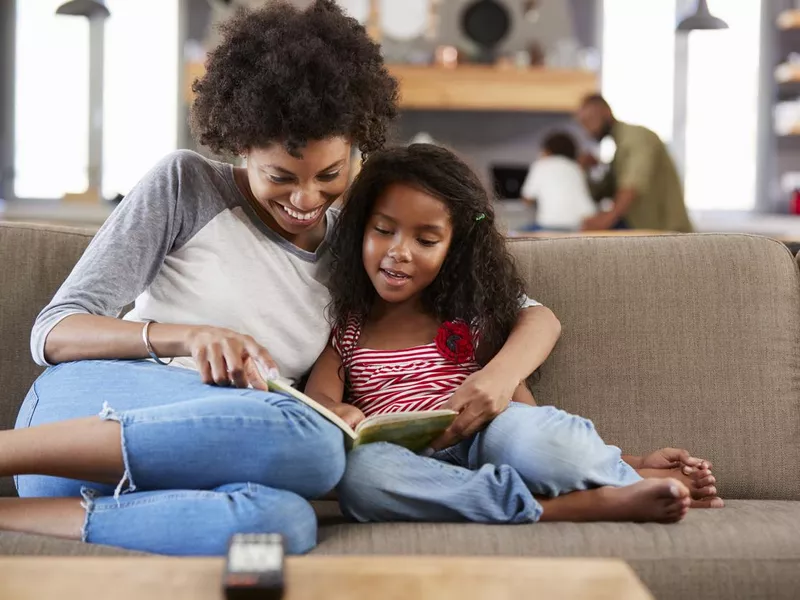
[537,479,692,523]
[639,466,724,507]
[600,478,691,523]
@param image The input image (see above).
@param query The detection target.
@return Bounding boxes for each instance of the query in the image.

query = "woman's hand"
[184,326,278,388]
[431,366,515,450]
[330,403,366,430]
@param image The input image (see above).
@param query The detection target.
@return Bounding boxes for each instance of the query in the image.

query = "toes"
[691,497,725,509]
[689,468,712,480]
[684,463,714,477]
[692,474,715,487]
[679,453,702,468]
[666,478,691,499]
[691,485,717,500]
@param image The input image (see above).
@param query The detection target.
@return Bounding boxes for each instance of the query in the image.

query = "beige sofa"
[1,221,799,599]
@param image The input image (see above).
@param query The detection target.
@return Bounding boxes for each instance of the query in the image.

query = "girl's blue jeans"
[14,360,346,556]
[338,402,641,523]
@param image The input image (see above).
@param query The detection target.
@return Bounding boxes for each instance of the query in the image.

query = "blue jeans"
[337,403,640,523]
[14,360,346,556]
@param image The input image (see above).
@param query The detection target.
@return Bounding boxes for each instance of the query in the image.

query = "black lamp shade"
[677,0,728,32]
[461,0,511,49]
[55,0,110,19]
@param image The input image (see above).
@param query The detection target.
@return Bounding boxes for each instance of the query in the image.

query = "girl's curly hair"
[328,144,528,366]
[190,0,398,157]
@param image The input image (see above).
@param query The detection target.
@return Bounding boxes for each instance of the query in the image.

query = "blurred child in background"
[521,132,596,231]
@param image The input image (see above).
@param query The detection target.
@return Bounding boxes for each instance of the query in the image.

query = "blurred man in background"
[576,95,693,233]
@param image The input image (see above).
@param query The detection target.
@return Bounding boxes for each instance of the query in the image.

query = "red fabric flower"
[435,321,474,364]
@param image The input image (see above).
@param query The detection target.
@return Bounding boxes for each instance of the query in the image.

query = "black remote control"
[223,533,285,600]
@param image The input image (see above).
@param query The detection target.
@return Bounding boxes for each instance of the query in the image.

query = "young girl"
[303,144,722,524]
[520,131,597,231]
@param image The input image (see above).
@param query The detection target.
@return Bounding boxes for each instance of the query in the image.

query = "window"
[683,1,761,211]
[14,0,90,198]
[603,0,762,211]
[103,0,179,199]
[601,0,676,145]
[13,0,179,200]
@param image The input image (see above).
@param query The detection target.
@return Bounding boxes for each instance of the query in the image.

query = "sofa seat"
[314,500,800,599]
[2,500,799,599]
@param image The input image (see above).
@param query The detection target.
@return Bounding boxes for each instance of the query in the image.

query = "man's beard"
[595,119,613,142]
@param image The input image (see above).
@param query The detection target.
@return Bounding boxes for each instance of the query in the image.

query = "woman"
[0,0,558,556]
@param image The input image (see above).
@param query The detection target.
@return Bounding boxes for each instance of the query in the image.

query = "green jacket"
[591,121,693,232]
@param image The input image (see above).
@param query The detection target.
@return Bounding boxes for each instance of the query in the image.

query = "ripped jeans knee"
[98,402,137,502]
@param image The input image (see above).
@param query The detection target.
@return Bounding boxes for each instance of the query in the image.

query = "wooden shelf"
[184,62,598,113]
[777,9,800,30]
[388,65,597,112]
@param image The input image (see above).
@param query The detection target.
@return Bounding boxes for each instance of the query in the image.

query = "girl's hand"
[640,448,711,472]
[331,404,366,429]
[184,326,279,388]
[431,366,515,450]
[639,448,721,505]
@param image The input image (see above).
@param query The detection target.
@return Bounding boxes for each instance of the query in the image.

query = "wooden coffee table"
[0,555,653,599]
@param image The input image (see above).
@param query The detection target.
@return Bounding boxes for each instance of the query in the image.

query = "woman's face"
[362,183,454,306]
[243,137,352,241]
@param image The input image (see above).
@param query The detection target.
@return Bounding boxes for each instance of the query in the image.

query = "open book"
[267,378,457,453]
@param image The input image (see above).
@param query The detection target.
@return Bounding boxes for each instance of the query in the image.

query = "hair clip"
[475,213,486,222]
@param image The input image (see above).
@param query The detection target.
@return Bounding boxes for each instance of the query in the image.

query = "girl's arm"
[304,344,345,407]
[304,344,365,428]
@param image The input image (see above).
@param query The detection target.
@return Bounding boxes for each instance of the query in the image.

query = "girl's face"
[362,183,454,306]
[242,137,351,243]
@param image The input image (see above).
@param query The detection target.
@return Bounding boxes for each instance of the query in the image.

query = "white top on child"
[521,155,596,230]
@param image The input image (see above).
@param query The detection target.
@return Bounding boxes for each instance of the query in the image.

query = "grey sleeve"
[30,152,189,366]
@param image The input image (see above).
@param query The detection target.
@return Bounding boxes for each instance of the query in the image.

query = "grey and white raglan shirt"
[31,150,337,382]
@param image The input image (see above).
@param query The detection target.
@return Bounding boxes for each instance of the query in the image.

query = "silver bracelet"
[141,321,173,366]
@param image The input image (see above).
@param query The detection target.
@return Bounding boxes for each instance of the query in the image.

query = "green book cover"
[266,378,456,453]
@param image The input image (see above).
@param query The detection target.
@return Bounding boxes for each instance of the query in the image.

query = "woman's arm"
[32,152,186,366]
[484,305,561,386]
[511,382,537,406]
[434,305,560,449]
[35,152,280,385]
[44,315,189,364]
[45,316,278,388]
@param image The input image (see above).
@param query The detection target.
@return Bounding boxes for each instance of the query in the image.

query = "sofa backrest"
[509,234,800,501]
[0,223,94,496]
[1,224,798,500]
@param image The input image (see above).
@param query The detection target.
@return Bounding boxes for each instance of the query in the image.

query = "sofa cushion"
[0,223,94,496]
[315,500,800,600]
[508,234,800,501]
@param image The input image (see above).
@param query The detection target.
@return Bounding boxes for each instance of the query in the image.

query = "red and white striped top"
[332,316,481,417]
